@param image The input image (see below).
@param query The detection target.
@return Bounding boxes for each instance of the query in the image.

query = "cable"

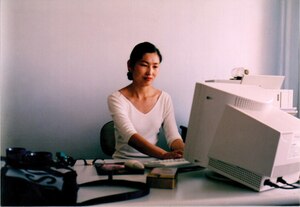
[264,179,296,190]
[277,177,300,189]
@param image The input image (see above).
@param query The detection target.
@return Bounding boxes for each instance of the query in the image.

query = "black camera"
[5,147,75,168]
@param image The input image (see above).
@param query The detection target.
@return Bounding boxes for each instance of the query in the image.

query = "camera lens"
[6,147,27,166]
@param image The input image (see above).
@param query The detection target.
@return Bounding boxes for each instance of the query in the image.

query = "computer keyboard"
[144,158,191,168]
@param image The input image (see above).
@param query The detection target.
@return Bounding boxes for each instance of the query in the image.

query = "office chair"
[100,121,116,157]
[100,121,188,157]
[179,125,187,142]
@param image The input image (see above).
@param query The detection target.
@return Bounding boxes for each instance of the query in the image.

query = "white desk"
[74,163,300,206]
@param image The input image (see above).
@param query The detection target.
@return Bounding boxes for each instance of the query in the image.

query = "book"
[94,163,144,175]
[146,167,178,189]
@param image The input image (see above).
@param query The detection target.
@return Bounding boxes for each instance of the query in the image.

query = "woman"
[108,42,184,159]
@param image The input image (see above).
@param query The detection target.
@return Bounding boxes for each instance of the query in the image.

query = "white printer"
[206,75,298,116]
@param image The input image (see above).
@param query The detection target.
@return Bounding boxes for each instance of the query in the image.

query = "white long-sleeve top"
[107,91,182,159]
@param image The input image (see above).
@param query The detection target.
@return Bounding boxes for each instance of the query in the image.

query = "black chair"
[179,125,188,142]
[100,121,115,157]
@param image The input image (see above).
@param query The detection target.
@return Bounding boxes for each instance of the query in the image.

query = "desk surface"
[74,163,300,206]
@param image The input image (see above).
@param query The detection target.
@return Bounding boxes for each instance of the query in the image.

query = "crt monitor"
[183,82,300,191]
[184,82,275,167]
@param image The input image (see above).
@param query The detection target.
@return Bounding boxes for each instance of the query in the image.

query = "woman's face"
[130,52,160,86]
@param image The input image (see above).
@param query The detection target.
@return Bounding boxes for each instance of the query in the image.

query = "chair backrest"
[100,121,116,157]
[179,125,187,142]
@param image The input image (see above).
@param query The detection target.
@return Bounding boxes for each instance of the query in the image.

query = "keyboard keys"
[144,158,190,168]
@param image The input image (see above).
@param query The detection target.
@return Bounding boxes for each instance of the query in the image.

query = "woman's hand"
[161,139,185,159]
[162,150,183,159]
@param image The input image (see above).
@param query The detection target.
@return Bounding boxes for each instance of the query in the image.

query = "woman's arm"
[128,133,183,159]
[161,93,185,153]
[170,139,185,155]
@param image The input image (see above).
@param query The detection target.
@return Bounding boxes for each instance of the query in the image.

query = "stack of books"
[146,168,178,189]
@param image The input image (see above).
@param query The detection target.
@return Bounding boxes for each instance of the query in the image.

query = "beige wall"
[1,0,286,158]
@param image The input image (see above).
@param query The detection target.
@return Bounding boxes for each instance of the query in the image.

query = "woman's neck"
[127,84,155,99]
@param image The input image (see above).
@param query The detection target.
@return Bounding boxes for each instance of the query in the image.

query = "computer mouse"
[124,160,144,170]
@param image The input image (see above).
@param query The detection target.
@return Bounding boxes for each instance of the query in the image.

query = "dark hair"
[127,42,162,80]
